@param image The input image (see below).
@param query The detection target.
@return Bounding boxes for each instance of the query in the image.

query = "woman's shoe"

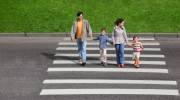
[117,64,122,68]
[120,64,124,68]
[82,62,86,66]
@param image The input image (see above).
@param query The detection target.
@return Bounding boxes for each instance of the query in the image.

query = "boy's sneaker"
[101,61,104,65]
[103,62,107,67]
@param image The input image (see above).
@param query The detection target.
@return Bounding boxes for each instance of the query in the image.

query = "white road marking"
[47,68,168,73]
[55,54,165,58]
[40,89,179,95]
[58,42,160,46]
[53,60,166,65]
[43,79,177,85]
[63,37,155,41]
[56,47,161,51]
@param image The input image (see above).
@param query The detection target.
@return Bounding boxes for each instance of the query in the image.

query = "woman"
[112,18,129,68]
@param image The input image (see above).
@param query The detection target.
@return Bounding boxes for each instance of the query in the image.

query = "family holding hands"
[70,11,143,68]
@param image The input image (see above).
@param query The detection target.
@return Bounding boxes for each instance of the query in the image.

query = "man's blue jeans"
[115,44,124,64]
[76,39,87,62]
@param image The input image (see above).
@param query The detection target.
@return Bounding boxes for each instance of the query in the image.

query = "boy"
[130,35,143,68]
[94,28,111,66]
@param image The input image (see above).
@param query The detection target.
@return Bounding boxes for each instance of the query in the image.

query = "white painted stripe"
[58,42,160,46]
[56,47,161,51]
[53,60,166,65]
[47,68,168,73]
[43,79,177,85]
[55,54,165,58]
[63,37,155,41]
[40,89,179,95]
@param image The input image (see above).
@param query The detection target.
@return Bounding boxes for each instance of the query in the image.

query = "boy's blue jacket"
[94,34,112,49]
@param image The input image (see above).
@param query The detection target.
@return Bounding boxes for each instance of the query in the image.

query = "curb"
[0,33,179,38]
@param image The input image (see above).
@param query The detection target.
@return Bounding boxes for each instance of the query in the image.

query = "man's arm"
[70,22,75,42]
[86,21,93,40]
[93,36,99,41]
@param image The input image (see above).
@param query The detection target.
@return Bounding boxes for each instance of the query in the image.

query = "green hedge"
[0,0,180,33]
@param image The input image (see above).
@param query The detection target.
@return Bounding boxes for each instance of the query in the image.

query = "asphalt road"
[0,37,179,100]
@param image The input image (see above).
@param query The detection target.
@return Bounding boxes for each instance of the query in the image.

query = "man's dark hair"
[114,18,124,26]
[77,11,83,17]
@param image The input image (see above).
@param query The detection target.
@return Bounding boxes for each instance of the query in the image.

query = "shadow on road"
[41,52,55,60]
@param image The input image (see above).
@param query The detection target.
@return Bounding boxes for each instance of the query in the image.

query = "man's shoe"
[78,59,83,64]
[82,62,86,66]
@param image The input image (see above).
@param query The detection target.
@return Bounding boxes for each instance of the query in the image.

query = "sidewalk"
[0,33,179,41]
[0,32,179,37]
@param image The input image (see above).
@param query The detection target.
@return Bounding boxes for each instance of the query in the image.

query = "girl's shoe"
[133,64,137,67]
[134,64,140,68]
[136,65,140,68]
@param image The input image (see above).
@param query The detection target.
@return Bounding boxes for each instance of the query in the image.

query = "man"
[70,11,93,66]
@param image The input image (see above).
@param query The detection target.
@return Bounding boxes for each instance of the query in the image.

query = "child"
[94,28,111,66]
[130,35,143,68]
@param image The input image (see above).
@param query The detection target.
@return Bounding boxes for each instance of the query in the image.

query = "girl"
[130,35,143,68]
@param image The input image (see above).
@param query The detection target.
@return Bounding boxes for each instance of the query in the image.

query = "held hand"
[90,36,93,40]
[127,43,132,47]
[112,42,115,46]
[70,37,74,42]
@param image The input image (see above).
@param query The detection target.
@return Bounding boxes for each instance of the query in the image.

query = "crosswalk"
[56,47,161,51]
[58,42,160,46]
[47,68,168,73]
[39,37,179,96]
[55,54,165,58]
[52,60,166,65]
[40,89,178,95]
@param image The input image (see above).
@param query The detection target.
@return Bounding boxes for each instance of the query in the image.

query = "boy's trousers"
[100,48,107,62]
